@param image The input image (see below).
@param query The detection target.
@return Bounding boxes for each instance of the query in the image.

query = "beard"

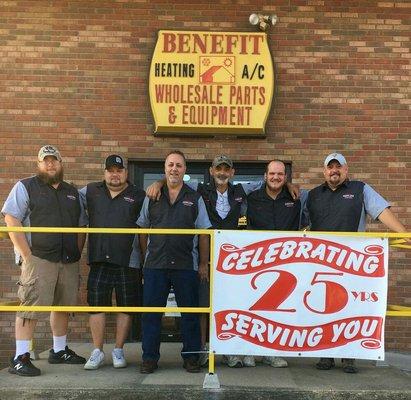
[106,179,127,192]
[214,175,229,185]
[37,167,64,185]
[328,173,342,186]
[107,179,122,188]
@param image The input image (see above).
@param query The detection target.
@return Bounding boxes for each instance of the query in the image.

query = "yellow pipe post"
[208,230,215,375]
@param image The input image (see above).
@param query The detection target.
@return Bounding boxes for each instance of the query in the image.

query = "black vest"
[145,184,201,270]
[197,181,245,229]
[86,181,145,267]
[307,180,365,232]
[21,176,81,263]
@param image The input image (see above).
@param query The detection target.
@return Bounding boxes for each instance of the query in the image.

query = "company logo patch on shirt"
[66,195,76,201]
[284,202,295,208]
[183,200,194,207]
[343,194,355,199]
[235,197,243,202]
[123,196,135,203]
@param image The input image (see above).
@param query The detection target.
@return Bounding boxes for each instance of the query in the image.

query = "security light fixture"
[249,13,278,31]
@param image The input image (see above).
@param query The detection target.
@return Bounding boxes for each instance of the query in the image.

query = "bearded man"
[1,145,87,377]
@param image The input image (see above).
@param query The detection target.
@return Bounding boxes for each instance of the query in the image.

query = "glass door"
[128,159,292,341]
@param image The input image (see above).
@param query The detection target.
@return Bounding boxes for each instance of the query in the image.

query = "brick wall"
[0,0,409,368]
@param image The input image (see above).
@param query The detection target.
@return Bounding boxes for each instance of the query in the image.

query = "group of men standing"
[1,145,407,377]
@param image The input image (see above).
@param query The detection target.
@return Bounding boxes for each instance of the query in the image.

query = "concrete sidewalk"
[0,343,410,399]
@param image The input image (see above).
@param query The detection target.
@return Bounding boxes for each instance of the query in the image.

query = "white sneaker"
[84,349,105,370]
[112,348,127,368]
[243,355,256,367]
[223,355,243,368]
[263,356,288,368]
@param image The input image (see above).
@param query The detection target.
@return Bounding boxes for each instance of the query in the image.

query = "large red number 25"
[302,272,348,314]
[249,270,297,312]
[249,270,348,314]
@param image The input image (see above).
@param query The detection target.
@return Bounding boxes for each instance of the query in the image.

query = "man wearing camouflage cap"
[1,145,87,377]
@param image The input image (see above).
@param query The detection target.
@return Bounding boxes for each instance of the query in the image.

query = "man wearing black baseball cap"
[80,154,145,370]
[105,154,126,169]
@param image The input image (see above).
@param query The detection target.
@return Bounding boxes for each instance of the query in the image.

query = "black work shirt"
[137,184,211,270]
[247,186,301,230]
[80,181,145,268]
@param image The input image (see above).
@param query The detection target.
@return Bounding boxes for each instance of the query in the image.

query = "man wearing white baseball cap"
[306,152,407,373]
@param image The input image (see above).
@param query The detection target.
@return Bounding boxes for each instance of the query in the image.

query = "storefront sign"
[149,31,274,136]
[211,231,388,360]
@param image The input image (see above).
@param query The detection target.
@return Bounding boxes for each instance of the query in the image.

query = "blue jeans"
[142,268,200,362]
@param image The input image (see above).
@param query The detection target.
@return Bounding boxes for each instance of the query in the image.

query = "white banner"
[210,231,388,360]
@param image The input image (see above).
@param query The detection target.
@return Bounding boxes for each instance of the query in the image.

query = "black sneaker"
[183,357,201,373]
[140,359,158,374]
[9,353,41,376]
[48,346,86,364]
[342,358,359,374]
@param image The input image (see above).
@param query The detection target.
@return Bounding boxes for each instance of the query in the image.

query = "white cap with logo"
[324,153,347,167]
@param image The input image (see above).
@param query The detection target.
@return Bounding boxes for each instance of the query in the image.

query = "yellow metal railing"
[0,227,410,376]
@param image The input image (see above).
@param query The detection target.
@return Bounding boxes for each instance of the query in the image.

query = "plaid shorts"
[87,263,141,309]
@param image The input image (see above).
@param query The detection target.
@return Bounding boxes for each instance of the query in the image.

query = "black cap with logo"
[105,155,126,169]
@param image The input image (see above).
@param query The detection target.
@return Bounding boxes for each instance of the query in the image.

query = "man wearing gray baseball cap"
[306,152,407,373]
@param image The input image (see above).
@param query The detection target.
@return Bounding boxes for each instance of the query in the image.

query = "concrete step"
[0,343,410,400]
